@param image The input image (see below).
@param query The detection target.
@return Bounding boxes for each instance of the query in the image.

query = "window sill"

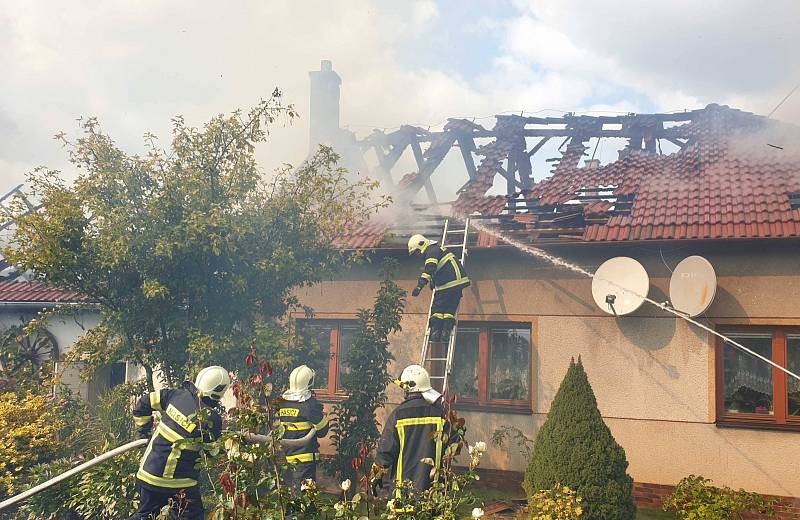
[716,419,800,433]
[455,402,533,415]
[315,392,348,404]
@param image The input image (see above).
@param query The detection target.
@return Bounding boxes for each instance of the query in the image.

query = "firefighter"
[278,365,330,487]
[374,364,456,493]
[408,233,470,344]
[129,366,230,520]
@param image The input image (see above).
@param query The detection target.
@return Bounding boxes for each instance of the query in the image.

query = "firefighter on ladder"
[130,366,231,520]
[277,365,330,487]
[373,365,459,495]
[408,233,471,345]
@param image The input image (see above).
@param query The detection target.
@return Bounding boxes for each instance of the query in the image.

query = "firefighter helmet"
[288,365,316,393]
[194,366,231,400]
[399,364,432,393]
[407,234,433,255]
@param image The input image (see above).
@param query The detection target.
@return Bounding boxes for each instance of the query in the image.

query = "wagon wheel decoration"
[0,324,59,384]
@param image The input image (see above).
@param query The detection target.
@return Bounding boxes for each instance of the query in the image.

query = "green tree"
[524,357,636,520]
[5,90,388,389]
[328,257,406,482]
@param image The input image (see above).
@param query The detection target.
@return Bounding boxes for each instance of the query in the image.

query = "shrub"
[66,449,140,520]
[524,357,636,520]
[0,391,64,497]
[529,484,584,519]
[662,475,775,519]
[328,258,405,482]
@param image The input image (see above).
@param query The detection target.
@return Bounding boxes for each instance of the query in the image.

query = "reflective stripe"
[164,445,181,479]
[420,272,432,281]
[436,252,456,269]
[133,415,153,426]
[286,452,319,464]
[424,257,438,266]
[419,241,434,254]
[281,421,313,431]
[431,313,455,320]
[157,423,200,450]
[136,468,197,489]
[395,417,445,428]
[437,277,470,291]
[395,422,406,486]
[313,417,329,430]
[149,391,162,412]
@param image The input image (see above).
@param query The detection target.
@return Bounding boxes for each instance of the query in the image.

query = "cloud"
[1,0,799,199]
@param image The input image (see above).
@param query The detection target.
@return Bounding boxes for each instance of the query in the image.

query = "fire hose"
[0,427,317,512]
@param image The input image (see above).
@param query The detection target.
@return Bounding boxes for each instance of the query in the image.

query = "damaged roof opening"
[339,104,800,248]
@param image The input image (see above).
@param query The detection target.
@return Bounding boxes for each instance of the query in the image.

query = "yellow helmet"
[408,234,433,255]
[194,366,231,400]
[288,365,316,393]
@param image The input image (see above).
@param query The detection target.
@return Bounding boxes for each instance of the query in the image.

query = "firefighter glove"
[412,285,422,297]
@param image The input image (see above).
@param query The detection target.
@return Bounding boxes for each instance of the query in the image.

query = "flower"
[300,479,315,492]
[340,479,351,492]
[420,457,435,466]
[386,499,395,510]
[474,441,487,453]
[471,507,485,518]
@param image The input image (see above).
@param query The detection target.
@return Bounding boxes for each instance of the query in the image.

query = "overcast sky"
[2,0,799,195]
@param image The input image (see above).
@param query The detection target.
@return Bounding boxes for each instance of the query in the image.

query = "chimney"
[309,60,342,153]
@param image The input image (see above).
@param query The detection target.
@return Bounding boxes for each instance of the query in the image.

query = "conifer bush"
[524,357,636,520]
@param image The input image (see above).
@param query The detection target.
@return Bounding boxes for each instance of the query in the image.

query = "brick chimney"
[309,60,342,153]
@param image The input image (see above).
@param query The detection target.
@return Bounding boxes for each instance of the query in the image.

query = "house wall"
[0,305,104,400]
[295,240,800,498]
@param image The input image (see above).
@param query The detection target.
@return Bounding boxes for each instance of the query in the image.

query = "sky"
[1,0,800,197]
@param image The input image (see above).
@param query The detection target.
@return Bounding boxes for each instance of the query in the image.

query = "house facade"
[295,101,800,508]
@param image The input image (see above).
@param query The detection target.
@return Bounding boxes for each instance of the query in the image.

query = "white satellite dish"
[592,257,649,316]
[669,255,717,317]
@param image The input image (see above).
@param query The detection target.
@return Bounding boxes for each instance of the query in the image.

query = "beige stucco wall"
[296,240,800,497]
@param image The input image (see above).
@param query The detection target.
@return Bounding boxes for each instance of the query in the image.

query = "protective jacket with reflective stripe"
[375,394,454,491]
[418,242,470,292]
[277,395,329,464]
[132,388,222,490]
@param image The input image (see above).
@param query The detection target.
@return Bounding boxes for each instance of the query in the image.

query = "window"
[715,326,800,430]
[298,321,357,396]
[448,323,531,409]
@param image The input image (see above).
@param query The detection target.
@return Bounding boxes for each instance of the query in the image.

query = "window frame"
[715,325,800,431]
[450,321,533,412]
[297,319,356,399]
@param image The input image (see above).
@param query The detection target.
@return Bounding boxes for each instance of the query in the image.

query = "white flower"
[474,441,487,453]
[340,479,351,492]
[471,507,485,518]
[386,499,395,510]
[420,457,435,466]
[300,479,315,491]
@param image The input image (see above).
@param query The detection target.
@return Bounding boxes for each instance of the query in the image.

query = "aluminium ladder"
[419,217,471,394]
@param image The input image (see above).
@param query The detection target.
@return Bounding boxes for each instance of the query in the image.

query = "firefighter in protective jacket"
[408,234,470,344]
[129,366,230,520]
[374,365,457,492]
[278,365,330,486]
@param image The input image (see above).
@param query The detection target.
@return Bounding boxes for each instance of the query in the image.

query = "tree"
[328,258,406,482]
[5,90,388,389]
[524,357,636,520]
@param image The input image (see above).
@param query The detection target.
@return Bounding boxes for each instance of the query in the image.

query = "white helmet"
[407,234,432,255]
[194,366,231,400]
[399,364,432,393]
[288,365,315,393]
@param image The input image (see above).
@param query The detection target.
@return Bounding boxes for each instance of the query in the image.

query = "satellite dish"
[592,257,649,316]
[669,256,717,317]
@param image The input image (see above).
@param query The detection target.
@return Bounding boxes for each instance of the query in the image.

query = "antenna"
[669,256,717,317]
[592,257,649,316]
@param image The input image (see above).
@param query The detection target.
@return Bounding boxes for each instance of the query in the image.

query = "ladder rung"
[429,375,446,380]
[443,244,463,248]
[446,229,466,234]
[425,357,448,361]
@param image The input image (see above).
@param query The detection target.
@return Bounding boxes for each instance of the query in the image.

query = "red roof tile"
[0,281,89,303]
